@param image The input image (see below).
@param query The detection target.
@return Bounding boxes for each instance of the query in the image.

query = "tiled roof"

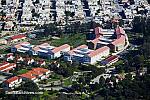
[19,73,36,79]
[88,46,110,57]
[28,70,43,76]
[5,76,19,84]
[104,55,119,63]
[14,42,30,49]
[115,27,125,35]
[0,63,16,72]
[0,62,9,67]
[10,34,26,40]
[52,44,70,53]
[111,35,125,45]
[19,68,50,80]
[32,67,49,73]
[68,45,88,55]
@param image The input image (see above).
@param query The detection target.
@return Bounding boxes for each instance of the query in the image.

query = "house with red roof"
[101,55,119,66]
[19,68,51,82]
[9,34,26,43]
[19,73,37,82]
[2,76,22,89]
[0,62,16,73]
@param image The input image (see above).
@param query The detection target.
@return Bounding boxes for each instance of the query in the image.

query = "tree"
[132,16,146,33]
[19,80,39,92]
[133,55,144,70]
[99,76,105,87]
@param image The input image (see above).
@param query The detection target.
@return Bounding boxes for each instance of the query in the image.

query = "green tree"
[19,80,39,92]
[132,16,146,33]
[99,76,105,87]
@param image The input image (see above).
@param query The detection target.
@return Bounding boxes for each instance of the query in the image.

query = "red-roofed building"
[94,27,102,38]
[9,34,26,43]
[19,68,50,82]
[51,44,70,58]
[0,62,16,73]
[3,76,22,89]
[101,55,119,66]
[110,35,126,52]
[87,46,110,64]
[64,45,110,64]
[19,73,37,82]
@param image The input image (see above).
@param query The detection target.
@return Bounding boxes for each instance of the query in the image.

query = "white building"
[64,45,110,64]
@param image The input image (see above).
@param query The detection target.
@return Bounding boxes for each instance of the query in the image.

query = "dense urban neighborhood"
[0,0,150,100]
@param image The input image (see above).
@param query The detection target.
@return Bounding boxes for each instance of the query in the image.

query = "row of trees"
[34,21,100,38]
[132,16,150,58]
[49,60,106,78]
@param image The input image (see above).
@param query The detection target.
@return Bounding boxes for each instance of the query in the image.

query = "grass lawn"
[47,78,60,82]
[63,78,72,86]
[29,33,86,48]
[17,69,28,75]
[113,60,124,66]
[50,33,86,47]
[47,73,63,82]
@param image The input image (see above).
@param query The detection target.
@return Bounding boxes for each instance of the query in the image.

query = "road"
[39,86,63,91]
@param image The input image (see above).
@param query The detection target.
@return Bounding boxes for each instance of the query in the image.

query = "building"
[87,26,127,52]
[19,68,51,82]
[110,35,126,52]
[9,34,27,43]
[64,45,110,64]
[2,76,22,89]
[101,55,119,66]
[109,27,126,52]
[87,46,110,64]
[64,45,89,63]
[11,42,33,53]
[30,43,70,59]
[0,62,16,73]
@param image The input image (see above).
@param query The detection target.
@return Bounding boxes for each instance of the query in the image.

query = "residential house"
[0,62,16,73]
[19,67,51,82]
[6,53,14,61]
[19,73,37,82]
[9,34,27,43]
[3,76,22,89]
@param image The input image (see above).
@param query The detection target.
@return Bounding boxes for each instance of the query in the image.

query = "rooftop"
[88,46,110,57]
